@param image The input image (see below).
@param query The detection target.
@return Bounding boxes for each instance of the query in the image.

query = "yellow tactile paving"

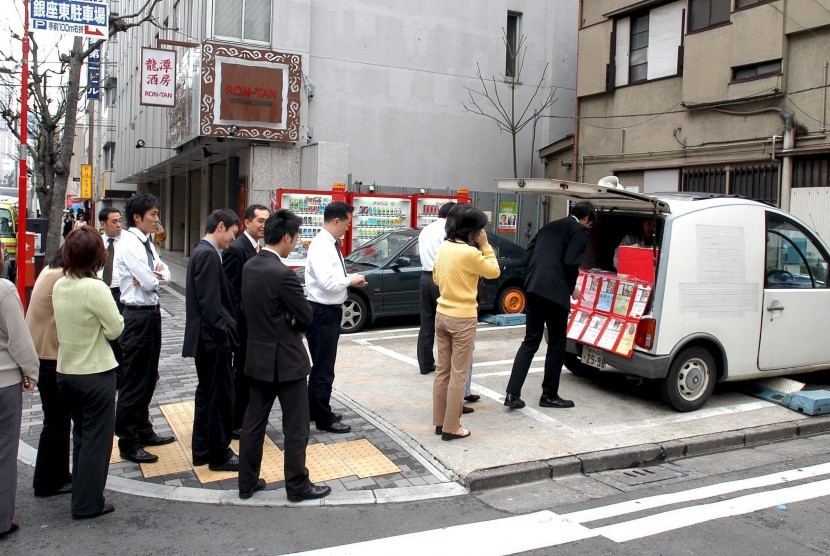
[329,439,401,478]
[306,443,354,482]
[109,438,123,464]
[139,441,191,478]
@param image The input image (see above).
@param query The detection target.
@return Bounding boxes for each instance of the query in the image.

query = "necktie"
[103,237,114,285]
[335,239,347,277]
[144,238,155,271]
[255,244,261,253]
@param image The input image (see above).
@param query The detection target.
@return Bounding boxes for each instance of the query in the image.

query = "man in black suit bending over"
[504,201,596,410]
[222,204,270,438]
[183,209,241,471]
[237,209,331,502]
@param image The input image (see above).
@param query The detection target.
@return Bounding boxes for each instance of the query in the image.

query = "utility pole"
[17,0,29,309]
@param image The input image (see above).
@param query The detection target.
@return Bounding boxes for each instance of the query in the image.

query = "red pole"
[17,0,29,309]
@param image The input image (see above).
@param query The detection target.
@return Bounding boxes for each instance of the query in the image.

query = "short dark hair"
[244,204,270,222]
[205,208,241,234]
[445,204,488,244]
[264,209,301,245]
[570,201,597,223]
[98,207,121,223]
[324,201,354,223]
[125,193,160,229]
[62,226,107,278]
[438,202,456,219]
[47,250,65,269]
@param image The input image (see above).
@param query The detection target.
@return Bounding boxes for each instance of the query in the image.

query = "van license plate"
[583,346,605,369]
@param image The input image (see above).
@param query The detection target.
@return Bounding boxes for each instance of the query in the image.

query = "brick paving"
[19,289,440,495]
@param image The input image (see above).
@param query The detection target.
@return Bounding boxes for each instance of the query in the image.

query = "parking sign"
[30,0,109,38]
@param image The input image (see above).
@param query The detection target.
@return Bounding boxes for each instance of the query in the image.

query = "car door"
[380,240,423,314]
[758,211,830,370]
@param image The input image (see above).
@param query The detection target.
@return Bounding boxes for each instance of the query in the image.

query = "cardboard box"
[617,246,658,283]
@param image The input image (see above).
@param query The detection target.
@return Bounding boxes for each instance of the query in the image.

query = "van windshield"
[0,208,14,238]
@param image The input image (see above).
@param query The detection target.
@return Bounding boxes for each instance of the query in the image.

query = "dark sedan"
[298,229,528,333]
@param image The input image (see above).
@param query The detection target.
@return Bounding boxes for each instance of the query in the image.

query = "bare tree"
[462,32,556,179]
[0,0,167,259]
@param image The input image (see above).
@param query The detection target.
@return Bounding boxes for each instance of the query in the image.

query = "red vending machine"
[410,189,472,229]
[349,193,413,251]
[270,187,350,263]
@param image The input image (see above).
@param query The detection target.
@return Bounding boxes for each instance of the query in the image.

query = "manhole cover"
[611,466,684,486]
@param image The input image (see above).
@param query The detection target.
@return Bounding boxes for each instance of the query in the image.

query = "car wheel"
[497,285,526,314]
[341,293,369,334]
[661,346,716,412]
[564,352,599,379]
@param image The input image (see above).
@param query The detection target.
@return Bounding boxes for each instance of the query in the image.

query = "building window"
[736,0,774,8]
[105,77,117,106]
[732,165,778,205]
[214,0,271,43]
[629,14,649,83]
[732,60,782,82]
[688,0,730,32]
[506,12,521,78]
[103,142,116,171]
[681,167,727,195]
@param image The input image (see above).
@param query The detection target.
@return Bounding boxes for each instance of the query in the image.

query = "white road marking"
[587,400,774,435]
[470,383,578,433]
[292,467,830,554]
[566,461,830,523]
[357,341,420,367]
[351,323,525,342]
[473,357,544,368]
[473,367,543,378]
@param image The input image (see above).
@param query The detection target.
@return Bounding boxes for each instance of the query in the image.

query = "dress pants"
[239,376,311,495]
[433,313,477,433]
[57,370,116,517]
[506,293,570,398]
[116,308,162,452]
[417,272,440,373]
[33,359,72,495]
[0,383,22,535]
[232,316,249,431]
[306,302,343,427]
[192,341,234,465]
[109,287,124,387]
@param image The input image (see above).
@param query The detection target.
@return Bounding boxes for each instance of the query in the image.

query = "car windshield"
[346,231,413,266]
[0,209,13,239]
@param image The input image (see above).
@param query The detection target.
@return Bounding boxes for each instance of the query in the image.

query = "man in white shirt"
[305,201,366,434]
[416,202,455,375]
[98,207,124,312]
[114,193,174,464]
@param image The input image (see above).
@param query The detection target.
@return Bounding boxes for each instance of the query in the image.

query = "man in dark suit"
[237,209,331,502]
[222,204,270,438]
[183,209,241,471]
[505,201,596,410]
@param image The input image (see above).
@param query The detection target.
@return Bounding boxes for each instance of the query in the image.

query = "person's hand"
[133,277,141,286]
[22,378,35,392]
[474,229,489,246]
[572,287,583,300]
[349,273,368,287]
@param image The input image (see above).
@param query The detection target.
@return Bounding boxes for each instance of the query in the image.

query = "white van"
[497,178,830,412]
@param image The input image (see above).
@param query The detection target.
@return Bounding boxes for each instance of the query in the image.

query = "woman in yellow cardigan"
[432,205,499,441]
[53,226,124,520]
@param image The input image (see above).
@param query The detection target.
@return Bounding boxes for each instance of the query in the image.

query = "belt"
[124,304,160,312]
[422,270,433,274]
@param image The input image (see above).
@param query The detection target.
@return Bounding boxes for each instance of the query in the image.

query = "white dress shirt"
[305,228,350,305]
[115,227,171,306]
[96,232,123,288]
[418,218,446,272]
[243,230,259,251]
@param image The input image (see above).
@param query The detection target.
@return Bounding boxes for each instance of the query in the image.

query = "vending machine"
[349,193,413,251]
[410,190,472,229]
[270,188,350,262]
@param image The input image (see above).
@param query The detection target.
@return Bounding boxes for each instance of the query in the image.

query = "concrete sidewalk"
[18,252,830,506]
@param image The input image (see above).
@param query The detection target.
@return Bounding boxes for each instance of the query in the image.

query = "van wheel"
[564,353,598,378]
[661,347,716,412]
[497,286,526,314]
[341,293,368,334]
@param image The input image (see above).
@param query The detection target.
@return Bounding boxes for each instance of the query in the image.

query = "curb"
[465,415,830,491]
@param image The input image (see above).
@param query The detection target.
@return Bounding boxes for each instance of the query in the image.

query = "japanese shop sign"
[31,0,108,38]
[87,40,101,100]
[141,48,176,108]
[80,164,92,199]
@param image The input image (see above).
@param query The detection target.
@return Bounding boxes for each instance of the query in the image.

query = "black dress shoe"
[120,448,159,464]
[287,484,332,502]
[539,395,575,408]
[140,434,175,446]
[34,484,72,497]
[316,421,351,434]
[504,393,526,409]
[209,453,240,471]
[72,503,115,520]
[239,478,266,499]
[462,405,474,414]
[310,412,342,423]
[464,394,481,403]
[420,366,436,375]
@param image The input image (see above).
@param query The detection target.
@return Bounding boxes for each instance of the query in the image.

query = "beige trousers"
[433,313,477,433]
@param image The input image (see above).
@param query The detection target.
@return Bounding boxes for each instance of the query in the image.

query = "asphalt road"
[6,432,830,555]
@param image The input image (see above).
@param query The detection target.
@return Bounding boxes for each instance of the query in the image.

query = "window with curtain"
[214,0,271,43]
